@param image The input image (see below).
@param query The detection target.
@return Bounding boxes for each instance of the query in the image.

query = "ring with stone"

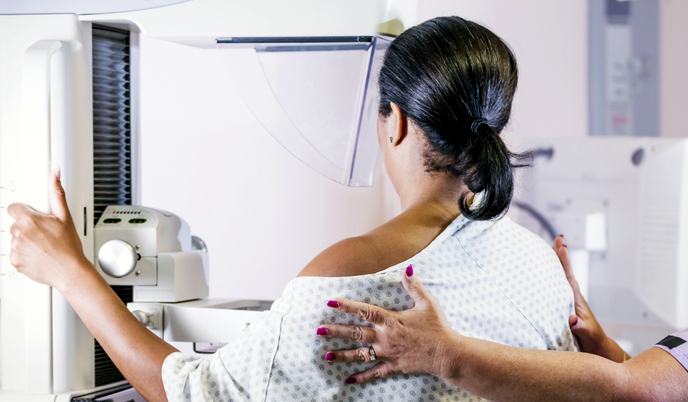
[369,347,377,361]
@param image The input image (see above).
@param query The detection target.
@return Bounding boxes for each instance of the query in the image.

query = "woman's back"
[162,215,576,401]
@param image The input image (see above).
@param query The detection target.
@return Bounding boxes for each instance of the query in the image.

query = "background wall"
[416,0,589,148]
[137,0,592,301]
[660,0,688,138]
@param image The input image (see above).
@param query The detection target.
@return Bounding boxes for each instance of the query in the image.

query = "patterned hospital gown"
[162,215,578,401]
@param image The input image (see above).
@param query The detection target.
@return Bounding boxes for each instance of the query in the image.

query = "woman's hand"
[7,169,91,289]
[323,236,631,385]
[553,235,629,362]
[9,169,177,402]
[317,265,463,384]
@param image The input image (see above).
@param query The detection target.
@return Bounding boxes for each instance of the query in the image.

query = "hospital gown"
[162,215,578,402]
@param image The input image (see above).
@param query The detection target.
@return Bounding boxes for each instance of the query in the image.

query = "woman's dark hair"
[379,16,528,220]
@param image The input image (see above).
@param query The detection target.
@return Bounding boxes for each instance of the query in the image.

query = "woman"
[9,16,576,402]
[324,236,688,401]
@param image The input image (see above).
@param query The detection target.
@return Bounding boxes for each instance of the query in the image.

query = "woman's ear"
[389,103,408,146]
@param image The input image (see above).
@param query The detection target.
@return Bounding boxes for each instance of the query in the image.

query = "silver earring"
[389,137,393,143]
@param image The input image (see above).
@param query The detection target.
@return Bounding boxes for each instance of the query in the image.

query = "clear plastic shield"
[217,36,392,187]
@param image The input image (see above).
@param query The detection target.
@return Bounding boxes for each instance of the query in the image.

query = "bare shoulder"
[297,235,383,277]
[297,211,450,278]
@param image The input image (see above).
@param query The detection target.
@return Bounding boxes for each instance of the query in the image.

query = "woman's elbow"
[614,358,686,402]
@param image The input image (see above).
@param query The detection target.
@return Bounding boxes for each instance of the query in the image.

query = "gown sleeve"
[161,300,290,402]
[654,327,688,372]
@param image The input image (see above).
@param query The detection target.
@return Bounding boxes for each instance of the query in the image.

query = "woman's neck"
[397,173,467,222]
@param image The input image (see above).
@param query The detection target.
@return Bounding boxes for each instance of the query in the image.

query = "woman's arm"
[320,246,688,401]
[8,170,176,402]
[451,332,686,402]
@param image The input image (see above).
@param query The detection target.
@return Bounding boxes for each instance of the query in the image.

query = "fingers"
[9,223,24,268]
[553,236,590,313]
[401,264,431,306]
[49,168,71,222]
[569,314,593,340]
[325,346,378,364]
[9,222,20,239]
[552,235,577,287]
[344,362,397,385]
[7,203,35,221]
[317,324,376,344]
[9,245,21,268]
[330,266,431,326]
[7,170,68,222]
[330,299,390,326]
[553,234,565,252]
[557,243,573,281]
[568,315,594,341]
[569,315,580,330]
[556,242,583,298]
[569,314,591,336]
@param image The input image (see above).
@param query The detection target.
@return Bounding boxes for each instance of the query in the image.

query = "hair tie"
[470,118,488,133]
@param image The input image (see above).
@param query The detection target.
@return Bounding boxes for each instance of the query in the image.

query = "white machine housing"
[95,206,209,302]
[516,137,688,342]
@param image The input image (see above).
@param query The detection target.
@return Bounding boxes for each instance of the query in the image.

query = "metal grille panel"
[92,25,132,387]
[93,25,132,224]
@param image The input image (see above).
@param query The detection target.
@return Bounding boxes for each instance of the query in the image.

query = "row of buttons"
[103,218,147,224]
[112,211,141,214]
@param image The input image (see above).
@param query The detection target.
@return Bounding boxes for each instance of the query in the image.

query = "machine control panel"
[94,205,208,303]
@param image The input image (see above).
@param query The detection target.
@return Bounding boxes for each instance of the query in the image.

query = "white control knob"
[131,310,150,326]
[98,239,137,278]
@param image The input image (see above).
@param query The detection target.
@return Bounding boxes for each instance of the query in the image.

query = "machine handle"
[22,40,62,213]
[20,40,63,394]
[131,310,151,326]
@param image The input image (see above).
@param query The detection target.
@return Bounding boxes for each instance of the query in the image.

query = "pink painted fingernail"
[559,234,564,238]
[345,377,357,384]
[406,264,414,277]
[562,244,567,248]
[327,300,340,308]
[326,352,335,361]
[572,316,578,327]
[317,328,328,336]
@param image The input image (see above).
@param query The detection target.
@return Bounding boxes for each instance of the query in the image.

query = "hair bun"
[470,118,488,133]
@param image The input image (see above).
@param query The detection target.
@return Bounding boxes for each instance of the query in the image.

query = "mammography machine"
[4,1,685,400]
[0,0,417,400]
[515,137,688,352]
